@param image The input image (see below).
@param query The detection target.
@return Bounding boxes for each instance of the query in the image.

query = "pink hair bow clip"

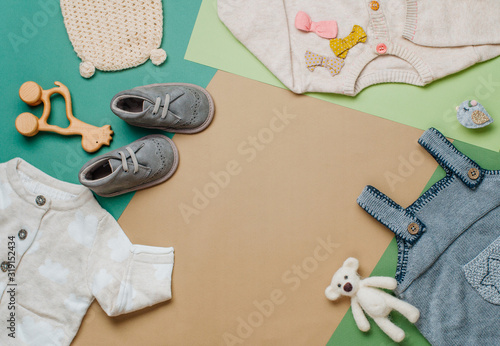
[295,11,338,39]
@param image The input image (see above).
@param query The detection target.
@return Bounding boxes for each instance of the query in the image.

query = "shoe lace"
[118,147,139,174]
[152,94,171,119]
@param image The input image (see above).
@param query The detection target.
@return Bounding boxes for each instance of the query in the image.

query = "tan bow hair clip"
[305,50,345,77]
[15,81,113,153]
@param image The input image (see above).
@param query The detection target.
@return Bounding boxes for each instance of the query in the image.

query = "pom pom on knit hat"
[80,62,96,78]
[150,48,167,66]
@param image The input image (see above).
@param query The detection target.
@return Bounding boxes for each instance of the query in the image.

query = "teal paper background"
[0,0,216,218]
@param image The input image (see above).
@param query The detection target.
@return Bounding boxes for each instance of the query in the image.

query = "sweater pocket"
[463,235,500,305]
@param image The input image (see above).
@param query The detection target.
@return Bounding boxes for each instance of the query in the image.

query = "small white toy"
[325,258,420,343]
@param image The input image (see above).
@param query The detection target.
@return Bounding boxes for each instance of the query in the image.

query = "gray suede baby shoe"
[110,83,215,133]
[79,134,179,197]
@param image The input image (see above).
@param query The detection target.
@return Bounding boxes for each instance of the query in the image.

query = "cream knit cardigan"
[219,0,500,95]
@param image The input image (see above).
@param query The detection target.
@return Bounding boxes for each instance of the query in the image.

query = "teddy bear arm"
[362,276,397,290]
[351,298,370,332]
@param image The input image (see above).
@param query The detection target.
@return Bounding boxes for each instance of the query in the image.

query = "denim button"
[18,229,27,240]
[408,222,420,235]
[1,261,9,272]
[36,195,46,206]
[468,168,479,180]
[370,1,380,11]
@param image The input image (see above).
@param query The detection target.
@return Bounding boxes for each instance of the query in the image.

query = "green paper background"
[2,0,500,344]
[0,0,216,218]
[186,0,500,151]
[328,139,500,345]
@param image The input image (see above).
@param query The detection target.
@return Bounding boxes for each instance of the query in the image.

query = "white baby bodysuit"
[218,0,500,95]
[0,158,174,345]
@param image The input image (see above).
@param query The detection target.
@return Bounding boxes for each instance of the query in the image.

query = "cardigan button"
[376,43,387,54]
[18,229,27,240]
[36,195,46,206]
[370,1,380,11]
[1,261,9,272]
[408,222,420,235]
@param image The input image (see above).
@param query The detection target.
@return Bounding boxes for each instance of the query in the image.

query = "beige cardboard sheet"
[73,71,438,345]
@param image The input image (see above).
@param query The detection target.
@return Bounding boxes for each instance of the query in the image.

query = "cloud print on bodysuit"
[38,259,69,285]
[0,181,13,210]
[18,316,65,345]
[64,294,90,314]
[107,234,132,263]
[153,263,173,281]
[67,211,99,248]
[92,268,113,295]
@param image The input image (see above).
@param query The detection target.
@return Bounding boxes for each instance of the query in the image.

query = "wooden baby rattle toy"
[15,81,113,153]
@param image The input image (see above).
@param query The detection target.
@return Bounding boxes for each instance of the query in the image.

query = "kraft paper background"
[73,71,438,345]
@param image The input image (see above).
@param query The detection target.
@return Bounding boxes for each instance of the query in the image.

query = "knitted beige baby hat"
[60,0,167,78]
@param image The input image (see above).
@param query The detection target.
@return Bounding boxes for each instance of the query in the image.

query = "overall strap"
[357,186,425,244]
[418,128,484,189]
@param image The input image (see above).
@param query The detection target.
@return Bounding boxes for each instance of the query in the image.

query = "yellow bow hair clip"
[330,25,367,59]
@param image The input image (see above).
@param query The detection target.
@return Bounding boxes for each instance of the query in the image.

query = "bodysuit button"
[1,261,9,272]
[468,168,480,180]
[36,195,46,206]
[18,229,27,240]
[370,1,380,11]
[376,43,387,54]
[408,222,420,235]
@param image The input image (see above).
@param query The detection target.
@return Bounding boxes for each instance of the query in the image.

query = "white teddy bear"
[325,257,420,343]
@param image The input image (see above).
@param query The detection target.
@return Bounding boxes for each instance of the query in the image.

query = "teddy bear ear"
[343,257,359,270]
[325,285,341,301]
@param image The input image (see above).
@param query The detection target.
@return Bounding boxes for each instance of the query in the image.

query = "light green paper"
[186,0,500,151]
[186,0,285,89]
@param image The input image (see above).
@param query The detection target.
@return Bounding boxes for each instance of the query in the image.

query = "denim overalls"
[357,128,500,345]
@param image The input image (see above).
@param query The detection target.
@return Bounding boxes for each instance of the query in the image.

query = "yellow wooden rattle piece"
[15,81,113,153]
